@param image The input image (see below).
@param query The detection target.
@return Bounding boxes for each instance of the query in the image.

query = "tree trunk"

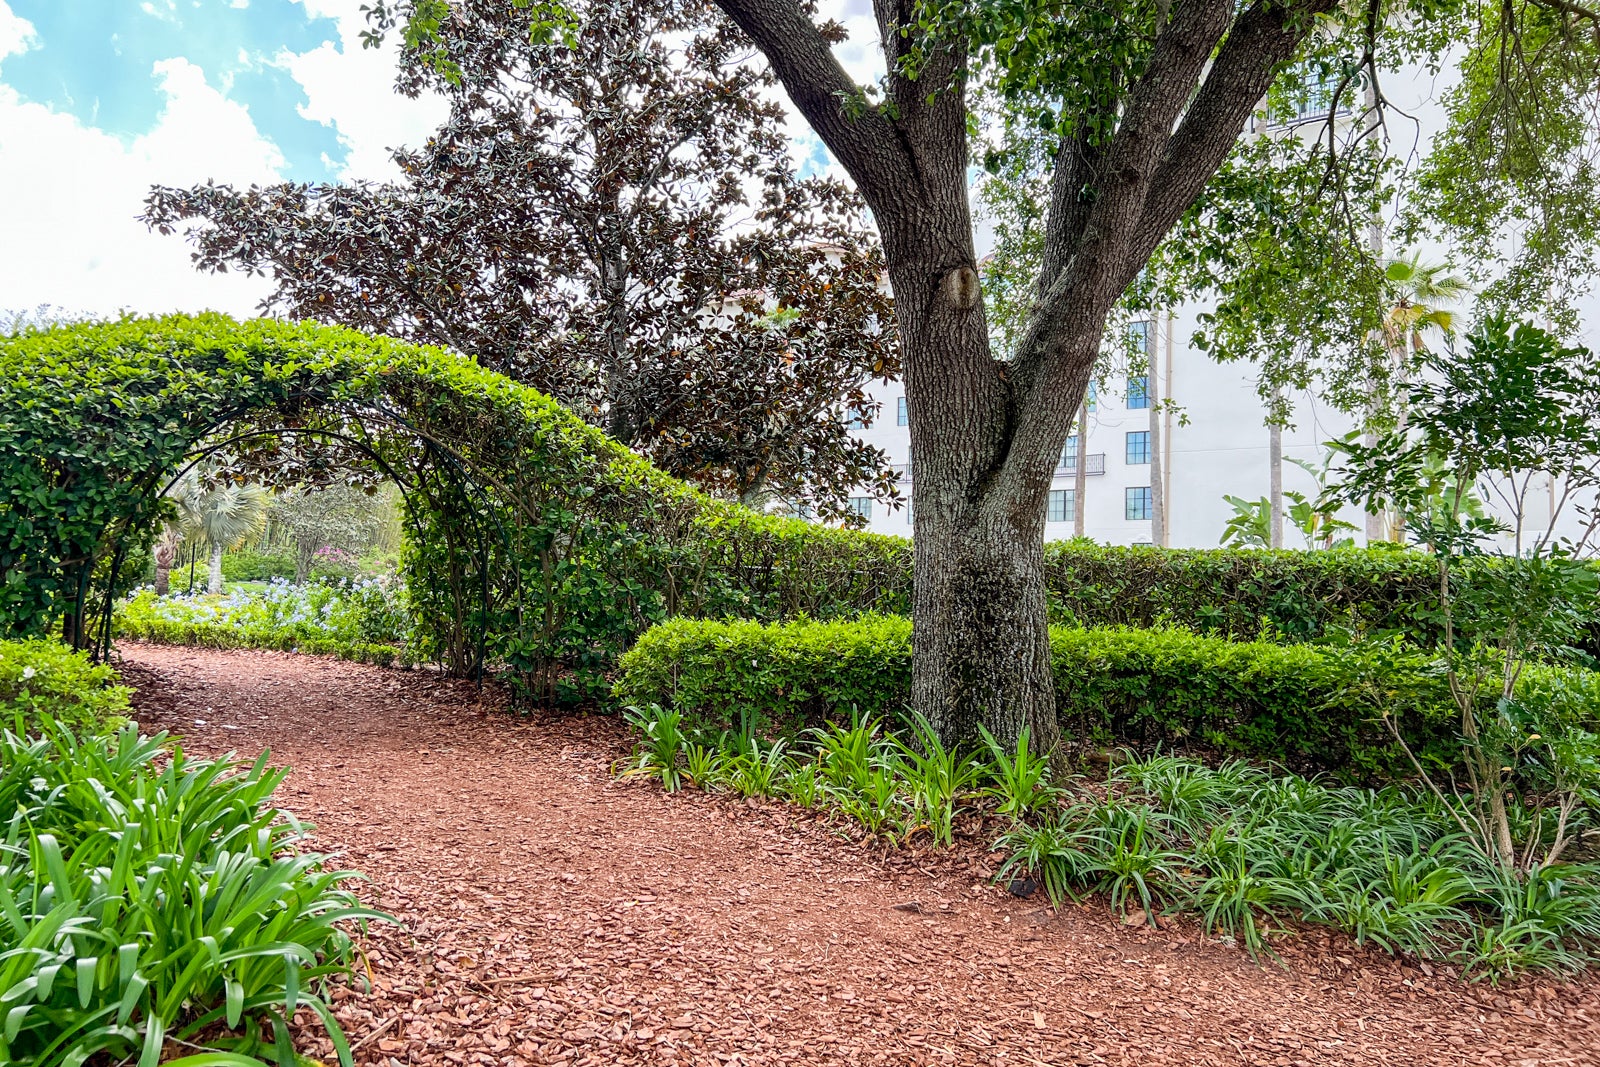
[897,262,1068,753]
[1268,417,1283,549]
[208,544,225,594]
[913,486,1060,753]
[296,538,315,583]
[1073,396,1089,538]
[153,537,177,596]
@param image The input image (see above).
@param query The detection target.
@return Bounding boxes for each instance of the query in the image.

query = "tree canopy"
[144,0,900,522]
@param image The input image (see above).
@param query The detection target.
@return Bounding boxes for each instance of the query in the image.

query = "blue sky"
[0,0,857,317]
[7,0,346,181]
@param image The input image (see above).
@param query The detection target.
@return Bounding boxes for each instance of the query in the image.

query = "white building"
[844,316,1369,548]
[839,66,1600,550]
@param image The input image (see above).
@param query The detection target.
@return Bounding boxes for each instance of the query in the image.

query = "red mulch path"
[117,644,1600,1067]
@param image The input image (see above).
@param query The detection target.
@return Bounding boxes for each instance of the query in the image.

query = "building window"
[1125,486,1153,521]
[896,396,908,426]
[1125,430,1150,465]
[1128,319,1154,356]
[1127,375,1150,410]
[1047,488,1076,523]
[906,501,914,525]
[846,404,868,429]
[1060,434,1079,469]
[1270,67,1355,126]
[846,496,873,521]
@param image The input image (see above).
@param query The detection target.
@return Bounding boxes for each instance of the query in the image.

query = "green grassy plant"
[0,719,387,1066]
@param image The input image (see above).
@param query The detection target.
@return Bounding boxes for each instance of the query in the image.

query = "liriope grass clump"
[0,719,390,1067]
[619,706,1600,982]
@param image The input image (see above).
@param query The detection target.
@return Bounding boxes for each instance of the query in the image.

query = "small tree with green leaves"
[1324,315,1600,874]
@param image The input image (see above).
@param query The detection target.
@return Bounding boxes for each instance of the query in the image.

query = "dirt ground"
[118,643,1600,1067]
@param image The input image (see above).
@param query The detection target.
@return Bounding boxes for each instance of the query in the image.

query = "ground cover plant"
[116,579,411,667]
[620,705,1600,981]
[0,718,386,1066]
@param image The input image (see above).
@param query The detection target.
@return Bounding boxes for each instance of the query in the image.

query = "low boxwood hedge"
[116,616,400,667]
[0,638,131,733]
[614,616,1592,780]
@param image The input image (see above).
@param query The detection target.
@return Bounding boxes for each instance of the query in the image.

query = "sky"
[0,0,882,322]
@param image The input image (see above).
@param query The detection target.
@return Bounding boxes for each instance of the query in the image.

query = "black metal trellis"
[86,395,522,687]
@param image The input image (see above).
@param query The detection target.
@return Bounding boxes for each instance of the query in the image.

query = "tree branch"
[711,0,917,206]
[1130,0,1341,268]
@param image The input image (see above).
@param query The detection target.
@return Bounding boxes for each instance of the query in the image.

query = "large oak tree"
[371,0,1600,748]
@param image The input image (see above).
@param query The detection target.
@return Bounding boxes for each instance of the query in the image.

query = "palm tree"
[167,472,271,594]
[1366,252,1471,542]
[1380,252,1471,362]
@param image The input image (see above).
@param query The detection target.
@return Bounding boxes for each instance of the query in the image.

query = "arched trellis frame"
[1,313,911,701]
[89,409,513,682]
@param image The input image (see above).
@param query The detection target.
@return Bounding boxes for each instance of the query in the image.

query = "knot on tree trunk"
[940,266,981,313]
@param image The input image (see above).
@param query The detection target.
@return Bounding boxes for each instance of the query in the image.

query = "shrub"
[0,638,129,734]
[0,718,387,1065]
[1042,542,1600,655]
[115,579,408,668]
[615,615,913,736]
[616,616,1600,778]
[219,547,298,582]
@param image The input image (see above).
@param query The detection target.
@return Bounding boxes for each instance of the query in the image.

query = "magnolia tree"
[145,0,900,521]
[377,0,1597,748]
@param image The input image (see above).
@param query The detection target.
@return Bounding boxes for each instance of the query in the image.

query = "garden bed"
[120,644,1600,1067]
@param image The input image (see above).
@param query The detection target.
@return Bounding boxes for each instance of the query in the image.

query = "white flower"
[20,666,34,681]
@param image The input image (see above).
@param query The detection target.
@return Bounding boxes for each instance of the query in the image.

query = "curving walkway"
[120,644,1600,1067]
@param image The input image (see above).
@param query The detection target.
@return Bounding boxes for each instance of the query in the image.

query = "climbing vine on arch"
[0,315,909,699]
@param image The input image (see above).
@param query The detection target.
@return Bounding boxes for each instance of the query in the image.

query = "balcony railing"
[1056,453,1106,476]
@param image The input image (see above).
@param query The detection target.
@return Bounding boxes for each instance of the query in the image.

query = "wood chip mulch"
[117,643,1600,1067]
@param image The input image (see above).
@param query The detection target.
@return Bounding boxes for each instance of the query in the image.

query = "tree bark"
[208,544,225,594]
[711,0,1335,749]
[153,536,177,596]
[1074,396,1089,538]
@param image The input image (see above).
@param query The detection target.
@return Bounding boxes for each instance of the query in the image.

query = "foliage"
[0,718,388,1065]
[144,0,900,521]
[0,639,130,735]
[271,484,393,583]
[218,549,298,583]
[0,314,905,696]
[165,470,273,596]
[1325,316,1600,873]
[997,756,1600,979]
[618,614,1600,778]
[1410,1,1600,333]
[620,703,1600,979]
[1042,542,1600,656]
[614,614,913,736]
[115,580,410,668]
[1218,488,1357,551]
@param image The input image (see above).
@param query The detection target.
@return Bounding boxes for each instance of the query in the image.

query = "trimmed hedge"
[1044,542,1600,653]
[614,614,914,735]
[116,617,401,667]
[614,616,1594,780]
[0,638,130,733]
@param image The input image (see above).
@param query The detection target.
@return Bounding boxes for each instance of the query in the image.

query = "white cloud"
[283,0,446,180]
[0,54,283,317]
[0,0,35,60]
[0,0,442,319]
